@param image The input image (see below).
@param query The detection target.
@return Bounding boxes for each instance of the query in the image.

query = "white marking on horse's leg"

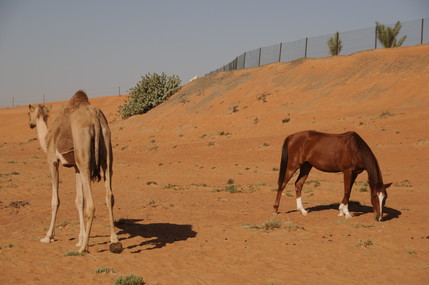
[343,204,352,218]
[378,192,384,221]
[338,203,345,216]
[338,203,352,218]
[296,197,308,215]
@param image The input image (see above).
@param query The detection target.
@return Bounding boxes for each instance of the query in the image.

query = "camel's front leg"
[75,171,85,247]
[41,161,60,243]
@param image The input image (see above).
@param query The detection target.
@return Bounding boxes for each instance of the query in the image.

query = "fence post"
[375,26,378,49]
[258,47,262,66]
[278,42,283,62]
[304,37,308,58]
[422,18,424,44]
[243,52,247,69]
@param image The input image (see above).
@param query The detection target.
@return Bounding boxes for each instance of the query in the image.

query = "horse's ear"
[384,182,392,189]
[29,104,34,111]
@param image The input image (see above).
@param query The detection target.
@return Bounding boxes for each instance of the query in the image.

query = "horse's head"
[28,104,50,129]
[371,183,392,221]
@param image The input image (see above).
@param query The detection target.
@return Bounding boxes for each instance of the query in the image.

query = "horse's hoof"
[109,242,123,254]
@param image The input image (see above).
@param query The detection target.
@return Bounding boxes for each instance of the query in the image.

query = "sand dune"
[0,44,428,284]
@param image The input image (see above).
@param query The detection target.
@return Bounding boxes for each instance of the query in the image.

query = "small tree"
[376,21,407,48]
[119,72,181,119]
[327,31,342,56]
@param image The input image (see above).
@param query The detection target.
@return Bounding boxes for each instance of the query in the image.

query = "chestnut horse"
[273,130,391,221]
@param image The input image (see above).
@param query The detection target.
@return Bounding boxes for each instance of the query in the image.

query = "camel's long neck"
[36,117,48,153]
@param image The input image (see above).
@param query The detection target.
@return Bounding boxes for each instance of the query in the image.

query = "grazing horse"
[273,130,391,221]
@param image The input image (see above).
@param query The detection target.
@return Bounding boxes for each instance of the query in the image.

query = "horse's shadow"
[113,219,197,253]
[292,201,401,221]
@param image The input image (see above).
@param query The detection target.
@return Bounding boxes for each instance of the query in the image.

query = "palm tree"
[376,21,407,48]
[327,31,342,56]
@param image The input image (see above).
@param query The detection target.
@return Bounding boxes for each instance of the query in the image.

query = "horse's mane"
[351,132,383,188]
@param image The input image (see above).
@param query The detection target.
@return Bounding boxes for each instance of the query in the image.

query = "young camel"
[28,90,121,253]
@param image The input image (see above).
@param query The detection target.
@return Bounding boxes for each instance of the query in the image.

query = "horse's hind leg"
[273,167,299,214]
[338,170,358,218]
[295,162,312,215]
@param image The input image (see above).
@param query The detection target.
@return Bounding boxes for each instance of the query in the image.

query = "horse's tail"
[277,136,290,189]
[90,122,101,182]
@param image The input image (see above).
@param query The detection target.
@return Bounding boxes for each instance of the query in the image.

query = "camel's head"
[28,104,50,129]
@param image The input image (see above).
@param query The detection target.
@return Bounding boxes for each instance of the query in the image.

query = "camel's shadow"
[302,201,401,221]
[113,219,197,253]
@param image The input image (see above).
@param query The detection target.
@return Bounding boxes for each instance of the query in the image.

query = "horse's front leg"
[40,160,60,243]
[338,171,357,219]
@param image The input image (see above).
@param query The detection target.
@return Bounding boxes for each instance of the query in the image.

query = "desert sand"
[0,44,428,284]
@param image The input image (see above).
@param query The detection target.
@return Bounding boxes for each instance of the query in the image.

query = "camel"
[28,90,121,253]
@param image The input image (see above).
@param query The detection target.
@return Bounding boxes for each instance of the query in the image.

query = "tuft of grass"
[259,219,283,231]
[305,180,320,188]
[379,111,396,118]
[282,117,290,124]
[243,220,303,232]
[353,223,375,229]
[213,184,243,194]
[95,267,115,274]
[64,251,86,257]
[407,249,417,255]
[357,239,373,248]
[115,274,145,285]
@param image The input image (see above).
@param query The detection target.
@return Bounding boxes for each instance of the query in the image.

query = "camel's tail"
[277,136,290,189]
[90,122,101,182]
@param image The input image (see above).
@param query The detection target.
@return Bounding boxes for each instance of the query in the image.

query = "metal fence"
[208,18,429,74]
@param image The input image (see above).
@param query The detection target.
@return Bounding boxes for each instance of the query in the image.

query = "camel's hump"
[68,90,90,108]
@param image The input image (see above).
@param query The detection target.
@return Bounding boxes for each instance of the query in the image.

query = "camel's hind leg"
[41,161,60,243]
[74,169,85,247]
[78,170,95,253]
[103,164,118,243]
[295,162,312,215]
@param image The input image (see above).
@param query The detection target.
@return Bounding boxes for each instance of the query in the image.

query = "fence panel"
[424,19,429,44]
[340,27,375,55]
[307,34,332,58]
[237,53,246,70]
[260,43,282,65]
[280,39,306,62]
[400,19,424,46]
[244,48,260,68]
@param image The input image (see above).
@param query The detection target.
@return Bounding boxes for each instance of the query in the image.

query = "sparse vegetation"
[357,239,373,248]
[327,31,342,56]
[64,251,86,256]
[353,223,375,229]
[118,72,181,119]
[379,111,396,118]
[95,267,115,274]
[407,249,417,255]
[243,220,303,232]
[376,21,407,48]
[115,274,145,285]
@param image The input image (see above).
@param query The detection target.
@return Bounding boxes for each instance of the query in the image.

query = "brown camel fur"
[28,90,120,252]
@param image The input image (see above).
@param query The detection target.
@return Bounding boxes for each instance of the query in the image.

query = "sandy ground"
[0,44,428,284]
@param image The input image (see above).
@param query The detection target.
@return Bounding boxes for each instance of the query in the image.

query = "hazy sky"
[0,0,428,107]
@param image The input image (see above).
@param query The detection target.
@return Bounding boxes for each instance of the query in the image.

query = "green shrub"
[115,274,145,285]
[119,72,181,119]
